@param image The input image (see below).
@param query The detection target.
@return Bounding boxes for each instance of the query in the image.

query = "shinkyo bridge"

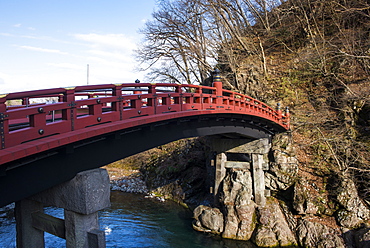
[0,72,290,247]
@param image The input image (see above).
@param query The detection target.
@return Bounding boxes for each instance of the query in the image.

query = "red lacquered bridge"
[0,76,289,207]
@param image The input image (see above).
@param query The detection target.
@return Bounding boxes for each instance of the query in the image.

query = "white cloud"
[70,33,140,72]
[1,33,69,45]
[73,33,137,51]
[0,33,13,37]
[87,49,133,62]
[13,23,22,28]
[47,63,84,70]
[15,45,69,55]
[1,33,143,93]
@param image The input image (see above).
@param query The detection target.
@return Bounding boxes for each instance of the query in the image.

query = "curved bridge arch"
[0,80,289,207]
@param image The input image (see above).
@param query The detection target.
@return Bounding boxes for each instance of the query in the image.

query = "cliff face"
[190,1,370,245]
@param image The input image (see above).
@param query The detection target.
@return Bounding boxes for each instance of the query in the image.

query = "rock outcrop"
[220,169,256,240]
[296,219,345,247]
[335,176,370,229]
[192,133,365,247]
[252,198,298,247]
[265,133,298,191]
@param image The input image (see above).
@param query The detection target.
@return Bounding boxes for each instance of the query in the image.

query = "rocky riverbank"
[106,168,169,203]
[109,171,149,194]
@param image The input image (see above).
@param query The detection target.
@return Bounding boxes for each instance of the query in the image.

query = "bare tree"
[137,0,288,85]
[137,0,215,84]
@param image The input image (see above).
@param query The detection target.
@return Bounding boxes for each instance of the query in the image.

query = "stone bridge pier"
[208,137,270,207]
[15,168,110,248]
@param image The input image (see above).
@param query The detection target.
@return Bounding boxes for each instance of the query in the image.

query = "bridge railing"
[0,81,290,149]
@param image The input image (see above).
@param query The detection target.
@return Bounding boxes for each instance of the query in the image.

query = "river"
[0,191,256,248]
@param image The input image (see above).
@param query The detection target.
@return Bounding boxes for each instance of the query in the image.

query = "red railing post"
[147,83,157,107]
[0,94,8,149]
[22,97,29,107]
[195,86,202,95]
[212,69,223,105]
[173,85,181,111]
[112,84,123,120]
[62,87,76,131]
[174,85,181,104]
[195,86,202,104]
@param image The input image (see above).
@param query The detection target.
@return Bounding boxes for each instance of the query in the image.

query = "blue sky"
[0,0,157,93]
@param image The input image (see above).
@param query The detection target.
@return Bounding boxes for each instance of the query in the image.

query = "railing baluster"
[112,84,123,121]
[0,95,8,149]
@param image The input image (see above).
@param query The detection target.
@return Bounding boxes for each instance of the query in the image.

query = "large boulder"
[191,132,370,247]
[222,203,257,240]
[252,198,298,247]
[296,219,345,248]
[265,133,299,191]
[193,205,224,234]
[336,177,370,228]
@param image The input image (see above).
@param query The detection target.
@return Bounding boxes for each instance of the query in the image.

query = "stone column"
[251,154,266,206]
[64,210,100,248]
[214,152,227,199]
[15,199,45,248]
[15,168,110,248]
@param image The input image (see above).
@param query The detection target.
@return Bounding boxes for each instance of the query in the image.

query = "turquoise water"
[0,191,256,248]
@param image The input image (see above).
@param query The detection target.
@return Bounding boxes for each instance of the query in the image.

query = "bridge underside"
[0,113,284,207]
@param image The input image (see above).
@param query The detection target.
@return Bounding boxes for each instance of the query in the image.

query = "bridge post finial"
[212,69,223,100]
[134,79,142,94]
[276,103,282,117]
[285,106,290,129]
